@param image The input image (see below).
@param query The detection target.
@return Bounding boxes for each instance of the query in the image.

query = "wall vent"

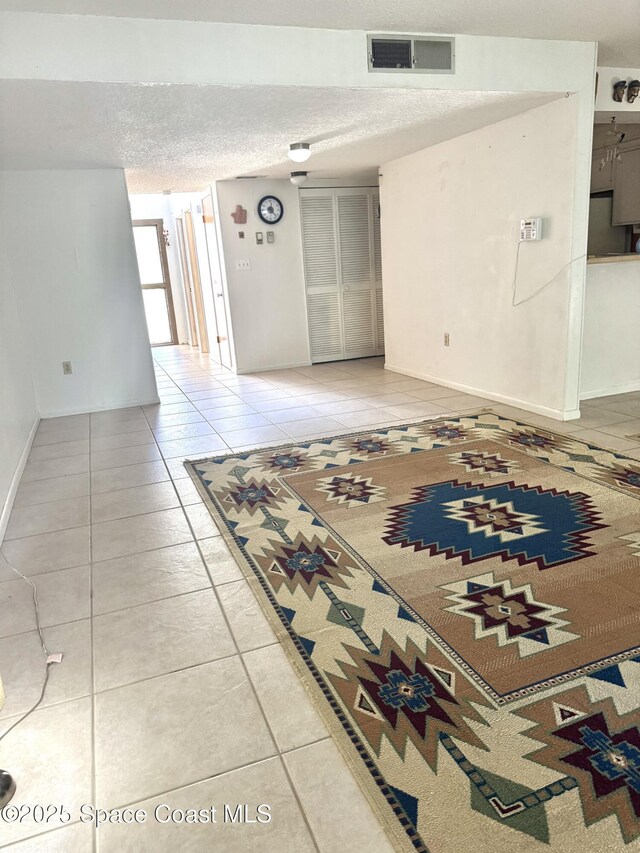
[367,35,454,73]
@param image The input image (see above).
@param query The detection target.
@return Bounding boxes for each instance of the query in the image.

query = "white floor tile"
[94,659,276,808]
[92,542,211,614]
[243,643,328,752]
[217,579,277,652]
[91,507,193,562]
[5,496,90,540]
[284,739,394,853]
[93,589,235,691]
[1,526,91,575]
[0,699,93,846]
[0,565,90,637]
[0,620,92,719]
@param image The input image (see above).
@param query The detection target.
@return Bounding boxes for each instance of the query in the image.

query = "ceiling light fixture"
[290,171,308,186]
[288,142,311,163]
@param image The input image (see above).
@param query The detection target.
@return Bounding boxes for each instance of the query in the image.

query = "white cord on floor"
[0,554,59,744]
[511,240,587,307]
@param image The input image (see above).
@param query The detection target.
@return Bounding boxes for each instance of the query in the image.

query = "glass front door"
[133,220,178,346]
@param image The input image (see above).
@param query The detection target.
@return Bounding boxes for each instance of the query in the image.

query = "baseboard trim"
[0,414,40,545]
[236,361,312,375]
[580,380,640,401]
[384,363,580,422]
[38,396,161,419]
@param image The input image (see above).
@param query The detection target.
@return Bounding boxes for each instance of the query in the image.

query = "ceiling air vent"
[367,35,454,73]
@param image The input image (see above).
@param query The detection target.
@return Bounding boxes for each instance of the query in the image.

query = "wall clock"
[257,195,284,224]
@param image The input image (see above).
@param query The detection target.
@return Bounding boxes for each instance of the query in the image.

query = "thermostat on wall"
[520,217,542,241]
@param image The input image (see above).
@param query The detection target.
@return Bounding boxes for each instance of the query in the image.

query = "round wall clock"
[257,195,284,224]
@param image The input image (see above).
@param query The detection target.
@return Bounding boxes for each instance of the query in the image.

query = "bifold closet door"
[301,188,384,363]
[301,193,343,362]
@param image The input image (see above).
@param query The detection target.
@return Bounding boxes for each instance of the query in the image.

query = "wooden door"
[201,192,233,369]
[190,201,220,363]
[183,210,210,354]
[175,217,198,346]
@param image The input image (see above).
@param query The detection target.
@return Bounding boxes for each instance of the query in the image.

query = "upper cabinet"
[590,148,613,193]
[591,138,640,227]
[611,143,640,226]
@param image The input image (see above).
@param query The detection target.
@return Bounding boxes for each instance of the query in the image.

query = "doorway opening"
[132,219,178,346]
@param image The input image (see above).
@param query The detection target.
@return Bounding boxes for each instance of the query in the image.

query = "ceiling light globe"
[288,143,311,163]
[290,171,308,186]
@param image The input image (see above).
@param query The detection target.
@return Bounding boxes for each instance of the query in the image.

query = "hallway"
[1,348,639,850]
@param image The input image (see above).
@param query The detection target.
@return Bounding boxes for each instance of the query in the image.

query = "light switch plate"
[266,231,275,243]
[256,232,264,245]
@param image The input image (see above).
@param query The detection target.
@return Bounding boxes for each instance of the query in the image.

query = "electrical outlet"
[62,361,73,375]
[444,333,450,347]
[235,259,251,271]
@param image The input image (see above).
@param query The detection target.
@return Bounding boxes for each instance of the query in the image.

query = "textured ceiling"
[0,81,557,192]
[0,0,638,66]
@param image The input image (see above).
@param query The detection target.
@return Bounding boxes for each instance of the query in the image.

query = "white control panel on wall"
[520,217,542,241]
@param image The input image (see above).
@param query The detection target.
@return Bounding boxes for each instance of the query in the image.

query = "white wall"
[380,96,586,419]
[128,192,198,344]
[581,262,640,398]
[0,241,38,540]
[214,179,310,373]
[0,169,158,417]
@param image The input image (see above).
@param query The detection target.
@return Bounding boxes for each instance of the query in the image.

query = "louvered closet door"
[337,192,376,358]
[301,194,343,362]
[301,188,384,363]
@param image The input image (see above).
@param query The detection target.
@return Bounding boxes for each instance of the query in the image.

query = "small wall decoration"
[612,80,627,102]
[628,80,640,103]
[162,227,170,247]
[231,205,247,224]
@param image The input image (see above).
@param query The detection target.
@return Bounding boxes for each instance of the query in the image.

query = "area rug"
[185,413,640,853]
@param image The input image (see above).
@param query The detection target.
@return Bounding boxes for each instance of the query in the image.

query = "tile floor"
[1,346,639,851]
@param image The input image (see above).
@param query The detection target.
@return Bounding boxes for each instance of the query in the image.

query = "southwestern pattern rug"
[185,413,640,853]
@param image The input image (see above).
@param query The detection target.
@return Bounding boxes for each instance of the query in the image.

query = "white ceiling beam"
[0,12,596,95]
